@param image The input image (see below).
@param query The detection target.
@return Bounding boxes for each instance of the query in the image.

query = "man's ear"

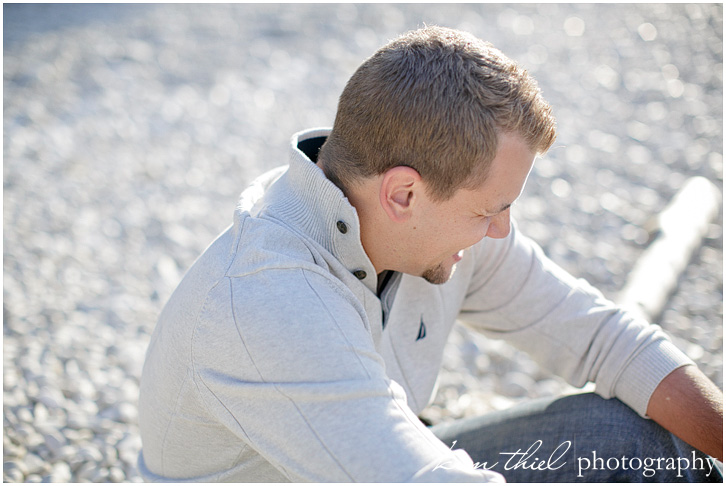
[379,166,422,223]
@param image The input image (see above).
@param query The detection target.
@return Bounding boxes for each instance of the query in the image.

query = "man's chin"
[421,262,458,285]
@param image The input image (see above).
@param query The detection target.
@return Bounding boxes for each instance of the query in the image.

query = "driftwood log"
[618,177,722,323]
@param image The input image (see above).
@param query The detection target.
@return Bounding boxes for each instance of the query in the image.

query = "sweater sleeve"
[457,222,694,417]
[191,266,503,483]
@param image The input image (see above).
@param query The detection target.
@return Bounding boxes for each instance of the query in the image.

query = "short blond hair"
[318,26,557,201]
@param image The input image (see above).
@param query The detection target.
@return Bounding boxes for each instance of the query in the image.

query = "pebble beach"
[3,4,722,482]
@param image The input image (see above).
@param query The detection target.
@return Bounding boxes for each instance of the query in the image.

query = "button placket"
[335,220,368,282]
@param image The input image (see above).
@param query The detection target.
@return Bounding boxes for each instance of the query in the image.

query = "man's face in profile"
[409,132,536,285]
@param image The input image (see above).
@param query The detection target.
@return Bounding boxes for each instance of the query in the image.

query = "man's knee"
[558,394,719,482]
[547,393,671,448]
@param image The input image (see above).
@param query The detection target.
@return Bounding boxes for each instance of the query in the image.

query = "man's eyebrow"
[498,202,513,213]
[485,202,512,215]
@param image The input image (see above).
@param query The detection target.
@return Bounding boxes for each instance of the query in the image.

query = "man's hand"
[646,364,723,461]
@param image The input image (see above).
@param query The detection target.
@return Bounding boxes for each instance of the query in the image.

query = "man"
[138,27,722,482]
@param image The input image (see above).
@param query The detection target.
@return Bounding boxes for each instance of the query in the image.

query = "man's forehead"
[471,166,533,215]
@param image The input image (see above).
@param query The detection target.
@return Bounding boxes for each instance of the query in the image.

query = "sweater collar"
[259,128,378,293]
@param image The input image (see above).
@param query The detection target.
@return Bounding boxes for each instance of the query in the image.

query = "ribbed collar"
[259,128,378,294]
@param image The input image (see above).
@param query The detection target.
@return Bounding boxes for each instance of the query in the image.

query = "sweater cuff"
[613,338,695,418]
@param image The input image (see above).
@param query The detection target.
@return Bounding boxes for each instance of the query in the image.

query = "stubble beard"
[421,262,458,285]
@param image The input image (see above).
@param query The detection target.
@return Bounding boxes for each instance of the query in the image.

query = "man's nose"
[486,209,511,239]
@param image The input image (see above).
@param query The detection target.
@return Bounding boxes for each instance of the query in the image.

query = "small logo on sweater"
[416,316,426,341]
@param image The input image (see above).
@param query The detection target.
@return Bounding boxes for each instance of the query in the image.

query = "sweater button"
[336,221,348,234]
[353,270,367,280]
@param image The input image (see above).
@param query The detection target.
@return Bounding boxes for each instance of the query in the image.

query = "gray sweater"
[138,128,693,482]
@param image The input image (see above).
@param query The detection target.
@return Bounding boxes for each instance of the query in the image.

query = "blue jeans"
[430,392,722,482]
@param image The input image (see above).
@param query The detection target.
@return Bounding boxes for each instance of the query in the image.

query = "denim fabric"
[430,392,721,482]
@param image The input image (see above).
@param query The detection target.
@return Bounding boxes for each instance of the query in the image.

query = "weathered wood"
[618,177,721,322]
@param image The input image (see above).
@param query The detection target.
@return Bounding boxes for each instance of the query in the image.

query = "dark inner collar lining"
[297,136,327,163]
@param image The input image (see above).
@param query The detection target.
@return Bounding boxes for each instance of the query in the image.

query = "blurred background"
[3,4,722,482]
